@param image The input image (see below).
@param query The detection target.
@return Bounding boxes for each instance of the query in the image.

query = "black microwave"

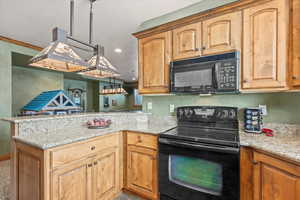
[170,52,239,94]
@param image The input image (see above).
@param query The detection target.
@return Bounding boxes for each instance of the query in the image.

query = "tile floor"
[0,160,143,200]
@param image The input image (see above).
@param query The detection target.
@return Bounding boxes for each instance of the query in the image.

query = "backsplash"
[142,92,300,124]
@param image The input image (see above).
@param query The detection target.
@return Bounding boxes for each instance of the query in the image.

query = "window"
[134,89,142,106]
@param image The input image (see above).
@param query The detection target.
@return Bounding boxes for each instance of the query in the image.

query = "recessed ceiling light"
[114,48,122,53]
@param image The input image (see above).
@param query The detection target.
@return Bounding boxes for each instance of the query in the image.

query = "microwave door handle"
[213,63,220,89]
[159,138,239,154]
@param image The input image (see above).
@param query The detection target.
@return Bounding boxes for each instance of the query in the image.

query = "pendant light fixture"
[28,0,119,78]
[78,0,120,78]
[100,78,128,95]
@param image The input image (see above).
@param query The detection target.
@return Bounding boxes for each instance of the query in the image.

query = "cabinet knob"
[202,46,206,50]
[88,164,93,167]
[292,76,299,80]
[94,161,98,165]
[252,161,259,165]
[138,136,142,143]
[91,146,96,150]
[243,80,248,83]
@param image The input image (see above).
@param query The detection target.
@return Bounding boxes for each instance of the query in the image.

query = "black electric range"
[159,106,240,200]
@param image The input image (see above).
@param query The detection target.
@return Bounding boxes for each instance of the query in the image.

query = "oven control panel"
[177,106,238,122]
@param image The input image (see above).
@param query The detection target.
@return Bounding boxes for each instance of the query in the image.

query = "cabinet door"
[127,145,158,200]
[92,147,120,200]
[253,152,300,200]
[202,11,242,55]
[292,0,300,86]
[173,23,201,60]
[52,159,93,200]
[138,31,172,94]
[242,0,289,90]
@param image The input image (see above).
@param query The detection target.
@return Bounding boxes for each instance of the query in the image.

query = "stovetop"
[160,106,240,148]
[160,126,239,147]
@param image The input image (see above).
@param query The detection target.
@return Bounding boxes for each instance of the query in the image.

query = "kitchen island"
[3,113,300,200]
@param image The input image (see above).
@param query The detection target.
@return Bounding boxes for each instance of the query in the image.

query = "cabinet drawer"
[50,133,119,169]
[127,132,157,150]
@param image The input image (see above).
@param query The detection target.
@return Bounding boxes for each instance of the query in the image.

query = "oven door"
[170,61,217,94]
[159,138,240,200]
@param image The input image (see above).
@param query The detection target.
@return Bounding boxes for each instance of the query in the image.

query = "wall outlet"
[147,102,153,110]
[170,104,175,113]
[259,105,268,116]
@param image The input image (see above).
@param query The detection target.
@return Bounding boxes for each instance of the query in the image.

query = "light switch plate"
[147,102,153,110]
[170,104,175,113]
[259,105,267,116]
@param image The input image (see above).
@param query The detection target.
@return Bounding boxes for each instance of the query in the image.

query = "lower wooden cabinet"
[93,147,120,200]
[125,132,158,200]
[52,158,93,200]
[240,147,300,200]
[15,132,122,200]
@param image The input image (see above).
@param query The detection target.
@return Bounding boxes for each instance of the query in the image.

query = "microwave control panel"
[215,60,238,91]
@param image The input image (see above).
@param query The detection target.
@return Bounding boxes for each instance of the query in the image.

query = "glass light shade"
[29,42,89,72]
[78,53,120,79]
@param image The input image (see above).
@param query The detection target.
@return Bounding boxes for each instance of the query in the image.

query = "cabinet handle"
[243,80,248,83]
[88,164,93,167]
[91,146,96,150]
[292,76,299,80]
[202,46,206,50]
[94,161,98,165]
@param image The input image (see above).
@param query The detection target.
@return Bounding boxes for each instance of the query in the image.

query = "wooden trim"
[0,153,10,161]
[0,35,43,51]
[133,0,273,39]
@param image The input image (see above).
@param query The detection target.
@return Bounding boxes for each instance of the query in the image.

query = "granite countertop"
[240,129,300,163]
[14,122,176,150]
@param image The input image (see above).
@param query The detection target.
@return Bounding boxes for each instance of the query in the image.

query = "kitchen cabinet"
[253,151,300,200]
[138,31,172,94]
[291,0,300,87]
[92,147,120,200]
[52,158,93,200]
[202,11,242,56]
[173,22,202,60]
[240,147,300,200]
[125,132,158,200]
[242,0,289,90]
[15,132,122,200]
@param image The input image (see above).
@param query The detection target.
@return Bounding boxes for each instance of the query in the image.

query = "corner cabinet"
[125,132,158,200]
[138,31,172,94]
[242,0,289,90]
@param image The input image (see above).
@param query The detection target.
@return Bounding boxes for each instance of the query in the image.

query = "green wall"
[0,41,38,155]
[143,92,300,124]
[12,66,64,116]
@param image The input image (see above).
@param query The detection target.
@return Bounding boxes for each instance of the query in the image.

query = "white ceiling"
[0,0,201,82]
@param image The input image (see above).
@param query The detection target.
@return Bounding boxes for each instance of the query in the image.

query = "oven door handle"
[159,138,239,154]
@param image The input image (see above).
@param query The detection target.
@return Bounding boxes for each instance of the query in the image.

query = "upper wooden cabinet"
[291,0,300,87]
[242,0,289,90]
[253,151,300,200]
[202,11,242,56]
[138,31,172,94]
[173,22,202,60]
